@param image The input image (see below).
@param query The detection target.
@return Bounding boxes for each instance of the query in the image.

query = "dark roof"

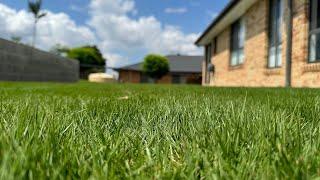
[114,55,204,73]
[195,0,239,45]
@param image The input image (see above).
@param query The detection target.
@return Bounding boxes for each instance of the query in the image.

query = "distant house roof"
[113,55,204,73]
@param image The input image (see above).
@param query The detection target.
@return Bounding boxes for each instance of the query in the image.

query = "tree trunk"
[32,20,37,48]
[30,19,37,65]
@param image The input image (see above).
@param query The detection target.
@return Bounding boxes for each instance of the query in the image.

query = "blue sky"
[0,0,228,68]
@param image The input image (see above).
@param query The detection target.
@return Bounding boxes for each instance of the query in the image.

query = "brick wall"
[119,70,201,84]
[119,70,141,83]
[290,0,320,87]
[205,0,320,88]
[118,71,174,84]
[157,74,172,84]
[0,38,79,82]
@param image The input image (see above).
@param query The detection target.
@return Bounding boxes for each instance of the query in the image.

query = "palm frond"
[37,12,47,19]
[28,0,42,17]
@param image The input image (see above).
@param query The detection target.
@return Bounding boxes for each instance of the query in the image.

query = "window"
[205,44,212,83]
[140,74,153,83]
[172,75,181,84]
[204,38,217,84]
[172,75,187,84]
[213,37,217,55]
[268,0,283,68]
[230,18,246,66]
[309,0,320,62]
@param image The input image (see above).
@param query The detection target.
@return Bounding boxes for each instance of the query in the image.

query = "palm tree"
[28,0,46,48]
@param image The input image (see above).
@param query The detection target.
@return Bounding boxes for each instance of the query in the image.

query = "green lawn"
[0,82,320,179]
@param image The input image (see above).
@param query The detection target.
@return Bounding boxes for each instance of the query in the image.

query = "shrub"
[67,46,105,66]
[142,54,169,81]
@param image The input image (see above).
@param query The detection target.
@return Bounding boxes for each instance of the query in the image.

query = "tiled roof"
[114,55,204,73]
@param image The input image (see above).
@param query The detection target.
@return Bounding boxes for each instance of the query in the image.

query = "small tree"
[142,54,169,82]
[28,0,46,48]
[66,46,105,66]
[11,36,22,44]
[66,46,106,79]
[49,44,69,57]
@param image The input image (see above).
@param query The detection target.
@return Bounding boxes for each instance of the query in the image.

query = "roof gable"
[195,0,259,46]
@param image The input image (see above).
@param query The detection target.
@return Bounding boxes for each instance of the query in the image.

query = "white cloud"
[89,0,136,16]
[0,1,202,69]
[105,52,129,68]
[88,0,202,67]
[0,3,96,50]
[164,7,188,14]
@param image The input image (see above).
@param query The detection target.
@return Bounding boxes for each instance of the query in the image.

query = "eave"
[195,0,259,46]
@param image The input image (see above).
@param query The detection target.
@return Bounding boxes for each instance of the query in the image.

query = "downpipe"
[285,0,293,87]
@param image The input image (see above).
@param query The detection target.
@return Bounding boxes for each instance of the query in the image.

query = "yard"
[0,82,320,179]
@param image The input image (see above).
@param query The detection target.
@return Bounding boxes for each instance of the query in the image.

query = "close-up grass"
[0,82,320,179]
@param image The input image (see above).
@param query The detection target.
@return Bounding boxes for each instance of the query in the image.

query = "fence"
[0,38,79,82]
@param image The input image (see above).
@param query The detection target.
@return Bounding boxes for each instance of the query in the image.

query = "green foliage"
[1,82,320,179]
[11,36,22,44]
[142,54,169,80]
[49,44,69,56]
[28,0,46,20]
[28,0,46,48]
[67,46,105,66]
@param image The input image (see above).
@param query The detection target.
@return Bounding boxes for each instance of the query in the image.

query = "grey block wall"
[0,38,79,82]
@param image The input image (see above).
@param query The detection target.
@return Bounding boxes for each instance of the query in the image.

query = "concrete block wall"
[0,38,79,82]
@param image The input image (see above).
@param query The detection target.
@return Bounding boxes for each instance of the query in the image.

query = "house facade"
[114,55,203,84]
[196,0,320,87]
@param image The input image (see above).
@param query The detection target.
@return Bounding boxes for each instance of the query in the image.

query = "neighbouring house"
[114,55,203,84]
[196,0,320,87]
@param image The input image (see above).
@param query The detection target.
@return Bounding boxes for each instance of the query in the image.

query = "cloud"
[0,0,202,69]
[164,7,188,14]
[0,3,96,50]
[89,0,136,16]
[88,0,201,67]
[99,50,129,68]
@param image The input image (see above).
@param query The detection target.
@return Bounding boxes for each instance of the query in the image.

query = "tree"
[28,0,46,48]
[142,54,169,82]
[49,44,69,57]
[11,36,22,44]
[66,46,106,79]
[66,46,105,66]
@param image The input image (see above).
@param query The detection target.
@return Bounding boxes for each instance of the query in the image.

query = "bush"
[142,54,169,81]
[67,46,105,66]
[66,46,106,79]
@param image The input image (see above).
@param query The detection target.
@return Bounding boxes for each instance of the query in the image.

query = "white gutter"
[197,0,259,46]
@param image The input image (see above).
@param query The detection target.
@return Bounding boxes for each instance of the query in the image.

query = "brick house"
[114,55,203,84]
[196,0,320,87]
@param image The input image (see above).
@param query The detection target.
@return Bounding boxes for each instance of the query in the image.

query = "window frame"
[205,44,212,83]
[172,74,181,84]
[213,37,217,55]
[230,18,246,67]
[267,0,283,69]
[308,0,320,63]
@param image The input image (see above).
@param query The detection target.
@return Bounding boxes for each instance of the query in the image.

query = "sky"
[0,0,228,68]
